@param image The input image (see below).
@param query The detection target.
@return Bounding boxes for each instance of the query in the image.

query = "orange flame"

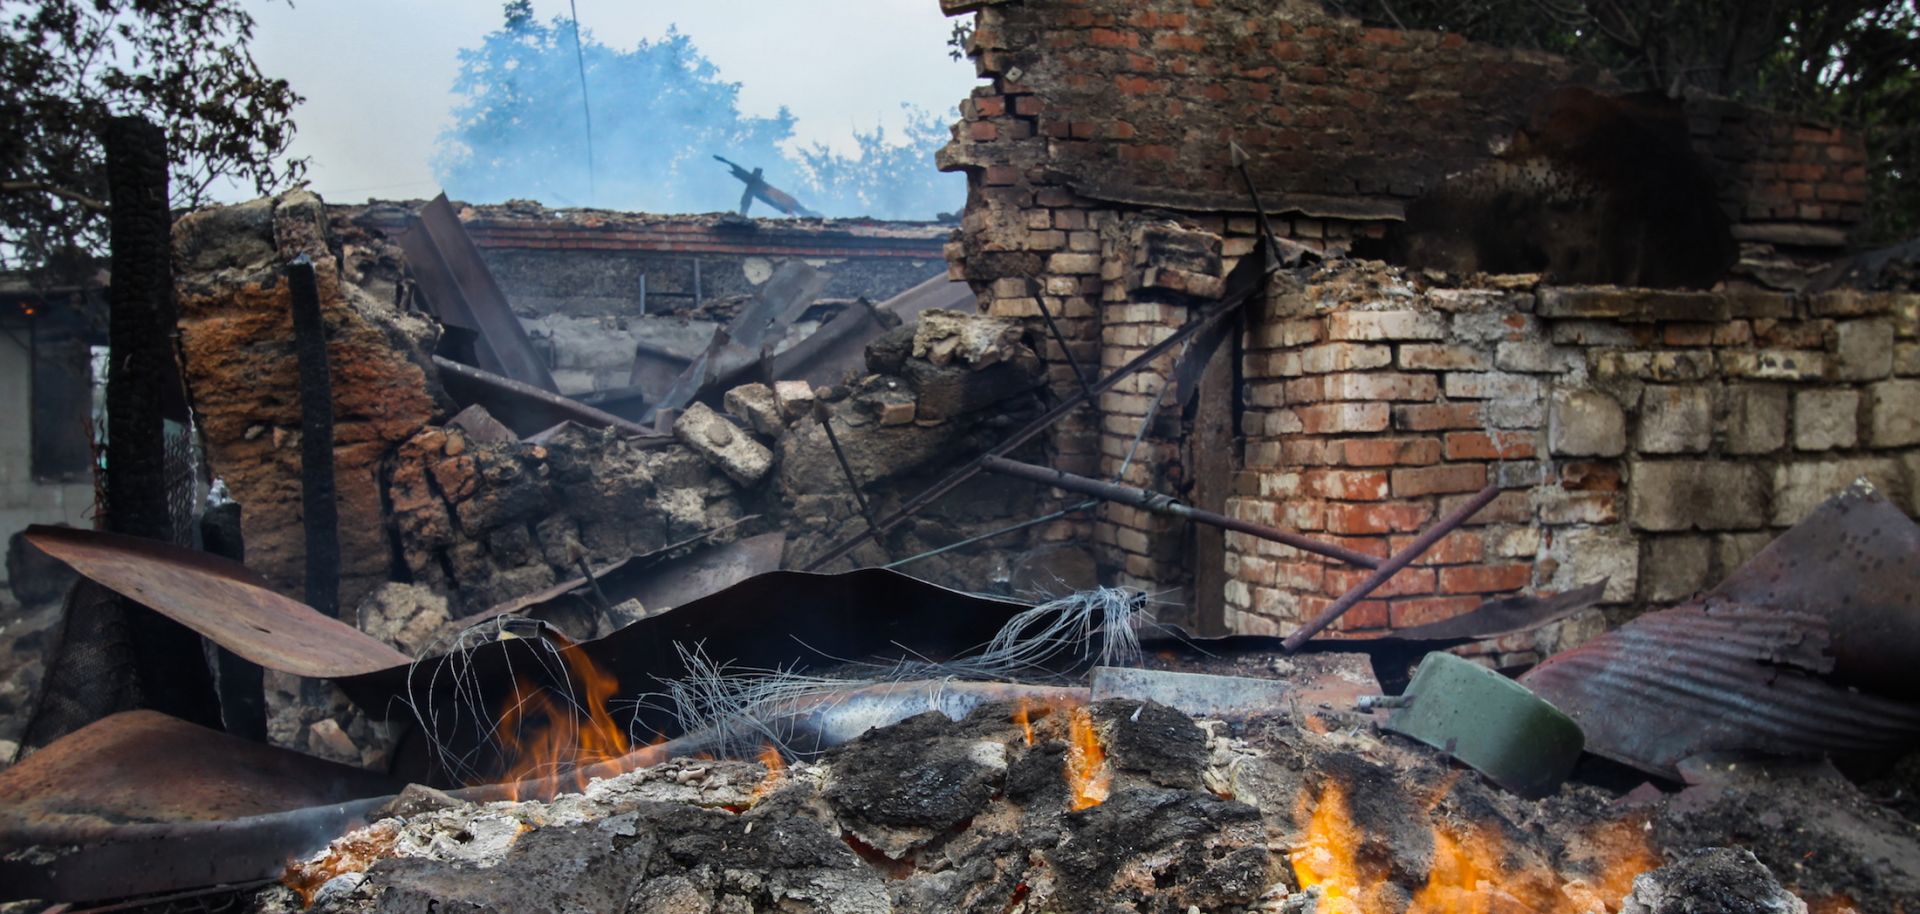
[281,821,400,905]
[1065,705,1110,811]
[1292,781,1657,914]
[751,744,787,803]
[494,643,631,800]
[1014,698,1036,746]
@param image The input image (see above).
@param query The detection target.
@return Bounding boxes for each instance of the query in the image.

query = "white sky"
[227,0,978,204]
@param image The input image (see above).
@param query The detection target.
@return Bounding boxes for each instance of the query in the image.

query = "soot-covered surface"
[241,697,1920,914]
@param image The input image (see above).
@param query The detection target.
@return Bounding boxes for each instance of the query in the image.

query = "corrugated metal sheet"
[1522,483,1920,777]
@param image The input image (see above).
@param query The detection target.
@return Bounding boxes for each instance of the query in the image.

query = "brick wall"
[937,0,1903,647]
[1221,273,1920,663]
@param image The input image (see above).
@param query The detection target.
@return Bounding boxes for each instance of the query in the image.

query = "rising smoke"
[432,6,962,220]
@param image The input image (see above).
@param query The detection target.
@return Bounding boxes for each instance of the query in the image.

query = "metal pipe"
[980,456,1383,569]
[1281,482,1503,651]
[286,256,340,618]
[1032,293,1096,403]
[432,355,655,438]
[803,282,1259,571]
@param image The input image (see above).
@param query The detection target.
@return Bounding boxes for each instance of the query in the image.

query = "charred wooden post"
[99,115,220,727]
[200,500,266,741]
[103,116,174,542]
[287,256,341,618]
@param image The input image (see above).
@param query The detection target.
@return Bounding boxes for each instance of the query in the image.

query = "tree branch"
[0,180,109,212]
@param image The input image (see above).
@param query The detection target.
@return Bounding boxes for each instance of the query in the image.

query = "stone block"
[1808,290,1897,317]
[1791,388,1859,451]
[1297,343,1392,374]
[1443,372,1542,400]
[1771,458,1905,526]
[1636,386,1713,454]
[1328,310,1449,341]
[1537,287,1728,322]
[1895,342,1920,376]
[1717,350,1829,381]
[1638,535,1713,602]
[1628,461,1768,531]
[774,379,817,420]
[674,402,772,486]
[1494,341,1579,373]
[723,383,785,437]
[1866,379,1920,447]
[1549,389,1627,457]
[1713,532,1774,578]
[1398,343,1491,371]
[1593,350,1716,382]
[1830,318,1894,381]
[1537,526,1638,603]
[1721,385,1788,455]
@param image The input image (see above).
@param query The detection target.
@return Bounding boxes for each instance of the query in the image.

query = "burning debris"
[6,2,1920,912]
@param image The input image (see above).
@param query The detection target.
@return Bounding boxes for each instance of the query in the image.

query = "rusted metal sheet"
[0,710,398,902]
[1521,483,1920,777]
[401,194,558,392]
[0,710,396,828]
[26,525,412,679]
[460,530,785,632]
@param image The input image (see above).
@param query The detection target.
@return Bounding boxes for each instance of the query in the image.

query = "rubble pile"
[251,695,1918,914]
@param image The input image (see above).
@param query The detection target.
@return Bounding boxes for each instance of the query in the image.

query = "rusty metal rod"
[980,455,1384,569]
[815,400,884,548]
[1031,293,1097,403]
[432,355,655,438]
[803,283,1260,571]
[1281,482,1502,651]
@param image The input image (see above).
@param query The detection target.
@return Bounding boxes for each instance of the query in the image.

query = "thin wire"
[884,339,1187,571]
[567,0,595,203]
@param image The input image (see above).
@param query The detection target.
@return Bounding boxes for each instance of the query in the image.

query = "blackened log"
[98,115,220,729]
[201,501,266,741]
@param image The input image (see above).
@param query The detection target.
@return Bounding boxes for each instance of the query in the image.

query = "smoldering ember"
[3,1,1920,913]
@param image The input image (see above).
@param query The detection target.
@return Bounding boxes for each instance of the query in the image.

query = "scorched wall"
[938,0,1905,656]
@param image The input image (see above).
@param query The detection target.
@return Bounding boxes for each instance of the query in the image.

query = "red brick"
[1444,490,1532,525]
[1558,461,1622,491]
[1307,534,1392,562]
[1300,469,1390,500]
[1327,565,1435,598]
[1340,437,1443,467]
[1439,563,1533,594]
[1296,402,1391,434]
[968,120,1000,142]
[1326,599,1391,631]
[1663,323,1715,346]
[1090,27,1139,48]
[1325,500,1436,535]
[1393,403,1484,431]
[1390,596,1483,628]
[1391,463,1487,497]
[984,164,1020,186]
[1443,431,1536,460]
[1392,530,1486,565]
[1153,33,1206,52]
[1012,95,1047,116]
[973,96,1007,118]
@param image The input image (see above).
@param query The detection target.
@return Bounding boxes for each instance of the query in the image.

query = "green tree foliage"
[1329,0,1919,240]
[0,0,305,276]
[435,2,961,220]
